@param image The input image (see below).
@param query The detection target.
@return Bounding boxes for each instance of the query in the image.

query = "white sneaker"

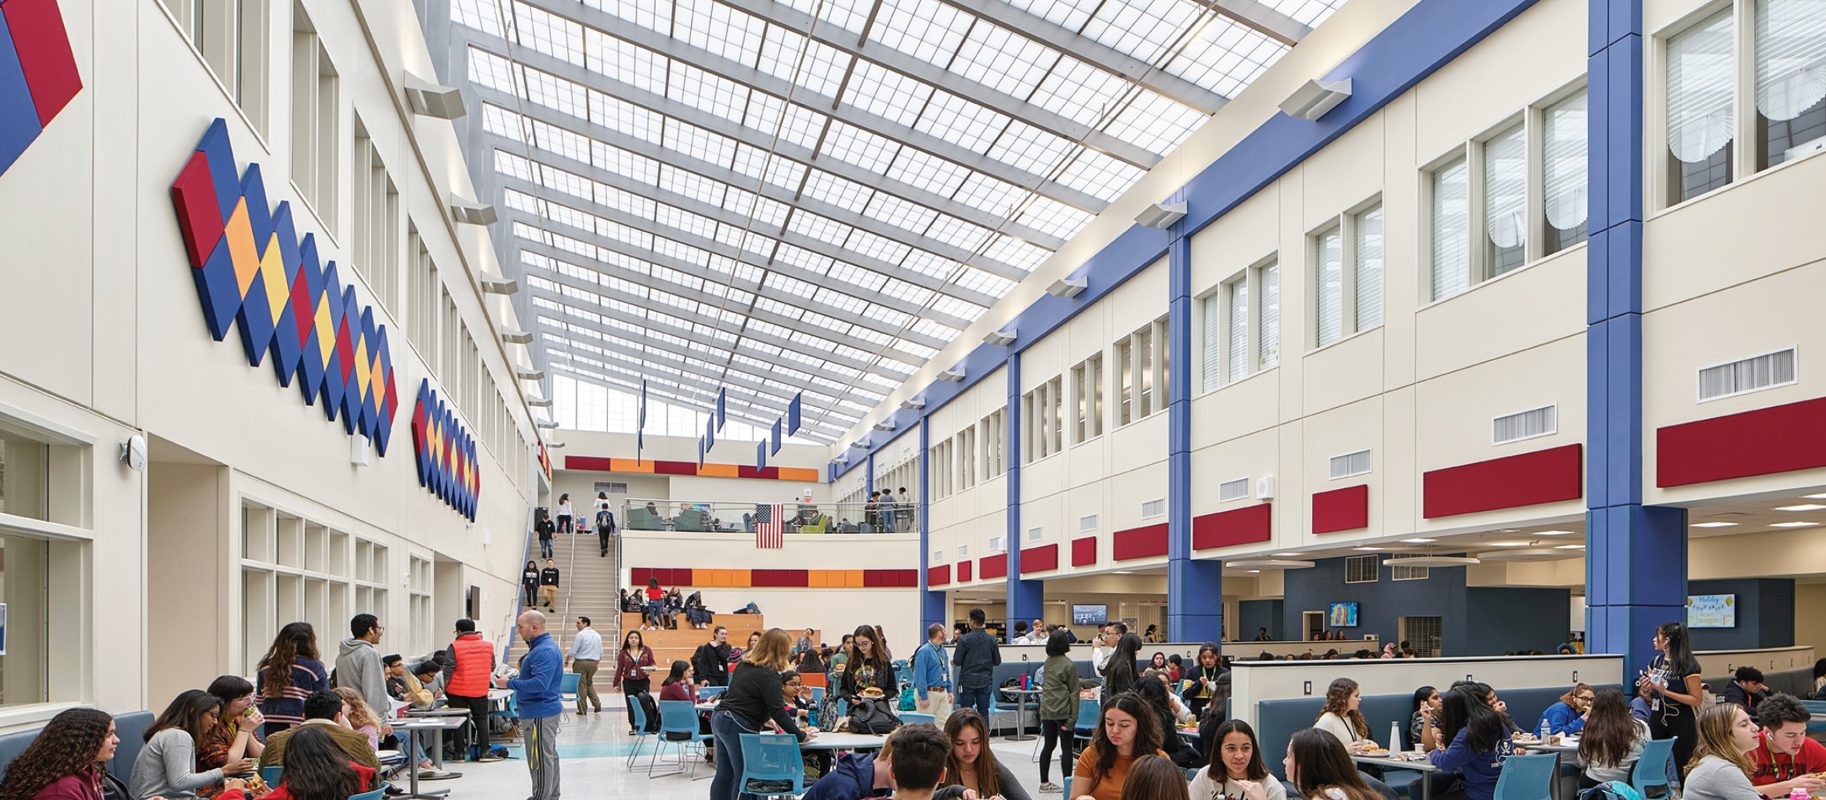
[1040,782,1061,793]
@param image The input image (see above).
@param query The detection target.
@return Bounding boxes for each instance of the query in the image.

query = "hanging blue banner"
[716,388,727,432]
[770,419,783,456]
[787,392,802,435]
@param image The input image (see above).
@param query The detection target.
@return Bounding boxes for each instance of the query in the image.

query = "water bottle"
[1538,717,1552,742]
[1389,720,1402,753]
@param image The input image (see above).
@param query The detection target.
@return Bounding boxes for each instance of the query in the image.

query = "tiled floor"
[442,699,1067,800]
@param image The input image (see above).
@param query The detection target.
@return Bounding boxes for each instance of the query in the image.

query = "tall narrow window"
[289,4,337,227]
[1667,11,1736,204]
[163,0,270,134]
[1353,204,1384,329]
[1431,157,1471,301]
[1484,126,1527,275]
[1755,0,1826,169]
[1314,226,1343,346]
[1137,325,1154,416]
[1116,339,1133,425]
[1226,277,1248,382]
[1200,293,1221,393]
[1049,376,1064,453]
[1257,262,1279,369]
[1073,361,1089,441]
[1542,91,1590,253]
[1087,354,1104,437]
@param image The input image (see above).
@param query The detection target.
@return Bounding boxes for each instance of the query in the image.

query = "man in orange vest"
[445,618,502,762]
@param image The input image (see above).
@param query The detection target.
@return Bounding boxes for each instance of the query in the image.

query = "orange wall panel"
[699,463,740,478]
[777,467,821,482]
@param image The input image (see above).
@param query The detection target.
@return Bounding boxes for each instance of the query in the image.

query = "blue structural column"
[1004,352,1043,639]
[1585,0,1686,677]
[918,417,945,633]
[866,452,875,498]
[1167,219,1223,642]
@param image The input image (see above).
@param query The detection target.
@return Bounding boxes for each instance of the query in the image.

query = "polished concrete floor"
[443,698,1067,800]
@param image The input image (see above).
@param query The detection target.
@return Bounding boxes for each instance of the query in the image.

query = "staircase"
[507,527,623,666]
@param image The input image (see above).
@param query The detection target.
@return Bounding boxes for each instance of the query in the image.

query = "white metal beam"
[1205,0,1313,47]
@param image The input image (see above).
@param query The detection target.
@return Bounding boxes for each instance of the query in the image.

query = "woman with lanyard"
[1183,644,1224,719]
[710,628,817,800]
[1638,620,1705,770]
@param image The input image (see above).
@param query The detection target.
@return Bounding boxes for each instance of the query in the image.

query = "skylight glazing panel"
[847,325,891,346]
[755,300,805,325]
[920,216,992,253]
[799,170,876,211]
[593,183,654,220]
[1055,149,1145,203]
[588,92,663,144]
[873,0,971,68]
[650,262,704,290]
[481,104,530,142]
[1102,91,1206,155]
[824,363,862,381]
[773,243,834,276]
[868,277,931,308]
[584,0,669,32]
[1267,0,1345,26]
[845,229,911,264]
[860,373,901,392]
[747,318,796,339]
[529,118,591,163]
[825,262,887,292]
[787,210,852,247]
[820,122,902,173]
[467,48,518,95]
[883,147,969,196]
[494,150,533,181]
[663,118,738,167]
[1164,18,1286,98]
[928,295,987,321]
[656,165,724,208]
[656,204,720,241]
[847,62,936,130]
[512,2,583,67]
[899,249,960,280]
[780,348,822,368]
[861,192,937,232]
[1028,59,1133,128]
[908,319,956,340]
[674,0,767,65]
[951,172,1028,218]
[987,120,1076,174]
[1081,0,1197,62]
[767,272,820,299]
[667,63,752,120]
[778,102,830,152]
[726,189,791,229]
[952,266,1014,295]
[1012,195,1094,241]
[450,0,502,36]
[591,142,658,183]
[811,288,866,314]
[982,234,1052,272]
[798,311,851,336]
[814,0,872,35]
[952,23,1060,98]
[867,304,914,328]
[915,91,1011,154]
[520,66,586,118]
[1004,0,1098,31]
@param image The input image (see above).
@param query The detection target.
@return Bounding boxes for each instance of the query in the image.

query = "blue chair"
[901,712,935,725]
[811,687,825,706]
[1064,777,1073,798]
[736,733,806,798]
[349,784,388,800]
[1804,700,1826,734]
[651,700,716,779]
[1492,753,1558,800]
[627,699,658,768]
[1631,738,1677,798]
[261,766,282,788]
[699,685,728,700]
[561,672,581,697]
[1073,698,1100,743]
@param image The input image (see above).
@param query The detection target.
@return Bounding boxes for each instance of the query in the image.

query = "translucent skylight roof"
[442,0,1342,443]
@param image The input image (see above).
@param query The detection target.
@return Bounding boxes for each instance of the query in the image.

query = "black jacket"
[540,567,560,586]
[951,629,1001,689]
[693,641,732,686]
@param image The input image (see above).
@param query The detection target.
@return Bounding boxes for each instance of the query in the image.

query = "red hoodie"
[219,762,375,800]
[29,768,104,800]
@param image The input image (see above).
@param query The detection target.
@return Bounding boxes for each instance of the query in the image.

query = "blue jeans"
[539,537,553,558]
[710,709,757,800]
[957,685,993,723]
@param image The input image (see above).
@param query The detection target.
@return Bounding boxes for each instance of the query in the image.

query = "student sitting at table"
[1722,667,1769,712]
[1579,687,1650,788]
[1138,678,1200,769]
[1191,719,1286,800]
[331,687,384,754]
[1283,729,1381,800]
[660,660,697,702]
[1073,692,1169,800]
[258,691,381,771]
[132,690,252,800]
[245,726,377,800]
[938,709,1031,800]
[890,724,953,800]
[1537,683,1594,736]
[1122,754,1190,800]
[1314,679,1378,755]
[1683,703,1769,800]
[0,708,132,800]
[1748,693,1826,798]
[801,725,969,800]
[1427,685,1515,800]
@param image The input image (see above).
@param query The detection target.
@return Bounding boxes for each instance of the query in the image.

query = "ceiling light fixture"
[1476,548,1572,562]
[1690,521,1738,528]
[1534,530,1575,536]
[1804,493,1826,500]
[1382,555,1480,567]
[939,368,966,382]
[1272,552,1301,557]
[983,328,1017,346]
[1555,544,1586,550]
[1113,570,1134,575]
[404,75,466,119]
[1352,546,1382,551]
[901,397,926,410]
[1279,77,1353,120]
[1400,538,1437,543]
[1771,521,1820,528]
[1047,277,1088,298]
[1491,542,1531,547]
[1135,201,1186,229]
[1228,559,1317,570]
[1776,504,1826,512]
[449,197,498,225]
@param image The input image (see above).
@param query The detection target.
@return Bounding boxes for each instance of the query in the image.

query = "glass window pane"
[0,534,50,705]
[0,432,49,521]
[1667,11,1736,203]
[1755,0,1826,169]
[1200,294,1220,393]
[1543,91,1590,253]
[1484,127,1526,275]
[1353,205,1383,329]
[1431,158,1470,301]
[1315,228,1343,346]
[1227,279,1248,382]
[1258,263,1280,369]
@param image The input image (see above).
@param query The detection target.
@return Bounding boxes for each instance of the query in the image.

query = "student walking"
[539,560,561,612]
[569,616,604,715]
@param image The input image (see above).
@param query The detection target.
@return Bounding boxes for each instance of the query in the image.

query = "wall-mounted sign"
[411,380,478,520]
[170,119,397,454]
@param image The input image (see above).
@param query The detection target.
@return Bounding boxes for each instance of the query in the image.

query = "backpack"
[897,683,916,711]
[1579,782,1646,800]
[635,691,661,733]
[848,697,902,734]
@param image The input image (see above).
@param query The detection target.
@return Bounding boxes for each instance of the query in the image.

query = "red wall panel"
[957,560,973,582]
[979,553,1008,580]
[753,569,809,587]
[1311,485,1369,533]
[1112,523,1169,560]
[564,456,613,471]
[1423,443,1583,518]
[1072,537,1097,567]
[928,565,951,587]
[653,460,698,476]
[1021,543,1059,573]
[629,567,650,586]
[1657,397,1826,487]
[1193,504,1272,549]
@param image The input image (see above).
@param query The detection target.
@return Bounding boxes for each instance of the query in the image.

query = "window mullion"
[1339,214,1359,335]
[1735,0,1757,176]
[1466,142,1490,285]
[1525,106,1546,264]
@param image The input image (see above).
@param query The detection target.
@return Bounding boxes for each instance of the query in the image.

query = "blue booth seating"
[1701,666,1813,700]
[0,710,155,783]
[1254,685,1616,782]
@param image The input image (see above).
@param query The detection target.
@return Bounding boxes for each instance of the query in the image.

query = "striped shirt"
[256,657,331,728]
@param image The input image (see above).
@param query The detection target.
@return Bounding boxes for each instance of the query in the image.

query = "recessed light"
[1776,504,1826,512]
[1554,544,1586,550]
[1492,542,1531,547]
[1400,538,1437,543]
[1113,570,1134,574]
[1500,528,1521,533]
[1248,569,1261,574]
[1353,546,1382,551]
[1690,522,1738,528]
[1804,493,1826,500]
[1535,530,1575,536]
[1272,553,1301,557]
[1771,521,1820,528]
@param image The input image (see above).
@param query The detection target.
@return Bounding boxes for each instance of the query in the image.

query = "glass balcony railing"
[619,499,917,535]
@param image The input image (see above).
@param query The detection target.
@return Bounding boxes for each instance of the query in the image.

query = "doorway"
[1302,611,1325,641]
[1399,616,1443,657]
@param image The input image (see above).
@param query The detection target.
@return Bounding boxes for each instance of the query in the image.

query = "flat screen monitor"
[1328,602,1360,627]
[1687,594,1736,628]
[1072,604,1108,626]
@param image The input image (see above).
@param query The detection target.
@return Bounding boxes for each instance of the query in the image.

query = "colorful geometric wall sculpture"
[170,119,398,456]
[0,0,82,177]
[411,380,480,520]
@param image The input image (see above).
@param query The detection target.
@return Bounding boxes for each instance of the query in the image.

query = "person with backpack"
[694,627,733,687]
[534,510,555,560]
[594,494,616,558]
[614,630,656,736]
[1037,629,1084,793]
[710,629,818,800]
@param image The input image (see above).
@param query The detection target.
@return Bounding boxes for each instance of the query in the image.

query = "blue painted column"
[919,416,945,633]
[1167,219,1223,643]
[866,452,875,498]
[1585,0,1686,677]
[1004,352,1043,640]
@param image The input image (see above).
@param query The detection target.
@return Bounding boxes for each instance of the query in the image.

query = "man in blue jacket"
[496,610,563,799]
[912,624,952,725]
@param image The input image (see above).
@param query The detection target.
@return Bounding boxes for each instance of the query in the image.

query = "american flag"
[755,503,784,549]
